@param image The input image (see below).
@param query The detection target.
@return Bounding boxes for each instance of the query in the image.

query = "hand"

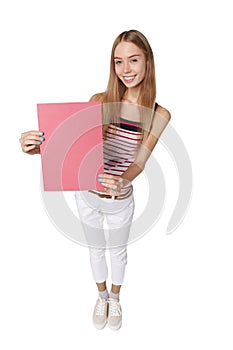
[97,174,131,196]
[19,130,45,155]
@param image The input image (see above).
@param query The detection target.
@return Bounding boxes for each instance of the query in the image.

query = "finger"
[24,138,43,146]
[102,182,118,190]
[98,177,115,187]
[20,134,45,148]
[22,144,38,153]
[104,179,116,186]
[20,136,45,150]
[21,130,44,138]
[23,134,45,142]
[101,177,120,186]
[100,174,119,182]
[106,188,119,197]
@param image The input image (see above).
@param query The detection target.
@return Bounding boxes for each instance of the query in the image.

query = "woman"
[19,29,171,330]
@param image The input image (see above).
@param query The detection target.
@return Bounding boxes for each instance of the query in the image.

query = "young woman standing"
[19,29,171,330]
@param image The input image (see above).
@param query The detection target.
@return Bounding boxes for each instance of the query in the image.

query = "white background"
[1,0,233,348]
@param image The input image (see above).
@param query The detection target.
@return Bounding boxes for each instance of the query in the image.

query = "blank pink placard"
[37,102,105,191]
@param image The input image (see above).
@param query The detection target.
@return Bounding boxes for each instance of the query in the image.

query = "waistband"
[88,189,132,200]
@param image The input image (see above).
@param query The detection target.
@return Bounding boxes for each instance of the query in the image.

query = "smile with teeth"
[123,75,136,83]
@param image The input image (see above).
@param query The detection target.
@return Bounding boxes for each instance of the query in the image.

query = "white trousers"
[75,191,135,285]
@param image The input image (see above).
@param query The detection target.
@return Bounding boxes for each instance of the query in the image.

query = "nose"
[123,61,131,74]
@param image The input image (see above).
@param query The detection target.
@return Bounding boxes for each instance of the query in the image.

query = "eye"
[115,60,122,65]
[131,58,138,63]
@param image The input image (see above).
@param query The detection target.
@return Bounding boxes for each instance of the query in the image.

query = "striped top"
[95,117,143,199]
[91,103,158,199]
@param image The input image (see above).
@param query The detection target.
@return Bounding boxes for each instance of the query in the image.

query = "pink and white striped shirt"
[96,117,143,199]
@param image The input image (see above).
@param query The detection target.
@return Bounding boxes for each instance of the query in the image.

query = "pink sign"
[37,102,105,191]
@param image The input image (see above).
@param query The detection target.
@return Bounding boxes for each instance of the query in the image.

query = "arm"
[100,105,171,195]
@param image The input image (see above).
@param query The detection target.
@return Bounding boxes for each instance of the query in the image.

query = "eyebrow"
[114,54,141,59]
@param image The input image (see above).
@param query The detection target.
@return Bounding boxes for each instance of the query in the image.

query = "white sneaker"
[107,298,122,330]
[92,297,108,330]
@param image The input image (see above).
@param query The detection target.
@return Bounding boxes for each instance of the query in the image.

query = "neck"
[123,87,140,104]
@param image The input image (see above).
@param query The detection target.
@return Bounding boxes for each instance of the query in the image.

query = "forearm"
[120,162,143,182]
[121,142,157,183]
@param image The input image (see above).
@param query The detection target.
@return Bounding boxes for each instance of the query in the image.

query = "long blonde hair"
[91,29,157,143]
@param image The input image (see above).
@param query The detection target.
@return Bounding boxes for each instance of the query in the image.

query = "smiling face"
[114,41,146,89]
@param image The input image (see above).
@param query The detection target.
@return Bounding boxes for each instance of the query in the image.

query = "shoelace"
[108,299,121,316]
[95,298,107,316]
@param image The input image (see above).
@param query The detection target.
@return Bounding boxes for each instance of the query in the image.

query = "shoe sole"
[108,321,122,331]
[93,320,107,330]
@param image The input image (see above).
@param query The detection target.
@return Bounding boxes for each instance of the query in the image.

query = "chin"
[126,81,141,89]
[122,80,139,88]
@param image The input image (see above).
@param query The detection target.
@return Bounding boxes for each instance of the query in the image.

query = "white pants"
[75,191,135,285]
